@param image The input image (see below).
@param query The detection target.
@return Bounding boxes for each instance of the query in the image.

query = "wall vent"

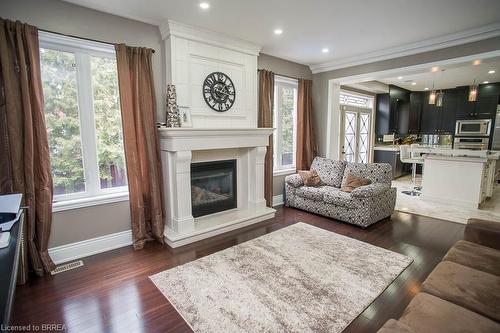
[51,260,84,275]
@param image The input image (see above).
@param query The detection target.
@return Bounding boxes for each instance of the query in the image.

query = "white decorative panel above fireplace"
[160,20,261,128]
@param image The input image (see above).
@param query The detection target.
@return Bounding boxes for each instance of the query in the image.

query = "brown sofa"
[378,218,500,333]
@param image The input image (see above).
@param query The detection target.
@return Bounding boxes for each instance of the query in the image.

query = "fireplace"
[191,160,237,218]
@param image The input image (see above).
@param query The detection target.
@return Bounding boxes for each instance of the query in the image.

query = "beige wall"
[312,37,500,156]
[0,0,166,248]
[258,53,313,197]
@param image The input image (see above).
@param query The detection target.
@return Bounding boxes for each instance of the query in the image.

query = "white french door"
[341,105,372,163]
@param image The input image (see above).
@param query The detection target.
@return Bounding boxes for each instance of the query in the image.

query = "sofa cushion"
[285,174,304,188]
[323,187,358,208]
[298,170,322,186]
[465,218,500,250]
[340,173,371,192]
[421,261,500,322]
[310,157,346,187]
[351,183,390,198]
[398,292,500,333]
[295,186,327,202]
[377,319,415,333]
[341,163,392,188]
[443,240,500,276]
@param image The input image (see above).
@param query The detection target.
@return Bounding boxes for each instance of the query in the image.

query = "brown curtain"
[115,44,164,250]
[296,79,318,170]
[0,19,55,279]
[258,70,274,207]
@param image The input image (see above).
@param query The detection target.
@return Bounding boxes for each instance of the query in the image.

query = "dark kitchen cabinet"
[440,89,457,133]
[408,92,422,133]
[390,85,411,135]
[456,83,500,119]
[375,93,390,135]
[420,94,439,133]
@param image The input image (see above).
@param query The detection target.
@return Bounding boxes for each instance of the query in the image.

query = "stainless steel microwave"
[455,119,491,137]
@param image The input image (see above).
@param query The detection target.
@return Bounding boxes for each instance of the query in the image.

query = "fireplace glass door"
[191,160,237,218]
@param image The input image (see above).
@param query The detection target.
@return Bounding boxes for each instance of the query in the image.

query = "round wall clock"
[202,72,236,112]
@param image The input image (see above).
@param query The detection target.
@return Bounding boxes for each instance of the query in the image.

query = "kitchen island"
[407,146,498,208]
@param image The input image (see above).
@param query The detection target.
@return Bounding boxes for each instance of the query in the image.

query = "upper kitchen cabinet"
[390,85,411,135]
[375,93,390,135]
[419,89,455,134]
[456,83,500,119]
[408,92,422,133]
[375,85,412,135]
[420,93,440,133]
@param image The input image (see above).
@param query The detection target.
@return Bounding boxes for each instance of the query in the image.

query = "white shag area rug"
[150,222,412,333]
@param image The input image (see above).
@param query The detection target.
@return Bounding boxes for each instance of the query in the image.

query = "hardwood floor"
[11,207,464,333]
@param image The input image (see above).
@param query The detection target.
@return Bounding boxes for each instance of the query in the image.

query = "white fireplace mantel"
[159,127,275,248]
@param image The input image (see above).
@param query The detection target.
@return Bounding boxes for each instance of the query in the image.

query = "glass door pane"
[343,111,357,163]
[357,113,371,163]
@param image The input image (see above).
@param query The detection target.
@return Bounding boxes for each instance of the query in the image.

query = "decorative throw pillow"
[340,173,371,192]
[298,170,322,187]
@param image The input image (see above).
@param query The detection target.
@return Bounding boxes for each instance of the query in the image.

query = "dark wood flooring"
[11,207,465,333]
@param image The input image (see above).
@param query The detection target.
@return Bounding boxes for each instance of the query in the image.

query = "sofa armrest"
[285,174,304,188]
[464,218,500,250]
[351,183,390,198]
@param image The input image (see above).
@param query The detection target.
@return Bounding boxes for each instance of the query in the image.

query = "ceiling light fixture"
[431,66,440,72]
[322,48,329,53]
[473,60,481,66]
[397,76,403,80]
[483,81,489,84]
[429,84,436,105]
[424,87,429,90]
[436,91,444,107]
[469,80,478,102]
[488,70,495,74]
[199,2,210,9]
[411,82,417,86]
[274,28,283,35]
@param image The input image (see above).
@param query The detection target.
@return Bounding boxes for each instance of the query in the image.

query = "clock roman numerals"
[202,72,236,112]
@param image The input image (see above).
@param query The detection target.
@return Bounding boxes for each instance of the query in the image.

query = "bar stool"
[399,145,424,196]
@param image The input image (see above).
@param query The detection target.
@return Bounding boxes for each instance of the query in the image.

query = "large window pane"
[41,48,86,195]
[90,56,128,189]
[279,85,295,167]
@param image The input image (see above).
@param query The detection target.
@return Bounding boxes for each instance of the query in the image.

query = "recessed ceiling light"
[431,66,440,72]
[488,70,496,74]
[473,60,481,66]
[274,28,283,35]
[411,82,417,85]
[199,2,210,9]
[322,48,329,53]
[483,81,489,84]
[397,76,403,80]
[424,87,429,90]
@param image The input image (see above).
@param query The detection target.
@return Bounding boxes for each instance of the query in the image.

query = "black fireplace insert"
[191,160,237,218]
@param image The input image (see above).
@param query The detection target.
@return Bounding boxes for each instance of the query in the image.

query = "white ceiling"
[380,57,500,91]
[63,0,500,67]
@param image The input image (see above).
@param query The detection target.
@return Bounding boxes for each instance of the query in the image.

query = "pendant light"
[429,84,436,105]
[436,90,444,107]
[469,80,478,102]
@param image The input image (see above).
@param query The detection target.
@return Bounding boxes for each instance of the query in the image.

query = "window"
[39,32,128,210]
[273,76,298,174]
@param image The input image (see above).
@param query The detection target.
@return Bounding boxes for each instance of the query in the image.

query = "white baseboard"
[272,194,284,206]
[48,230,133,265]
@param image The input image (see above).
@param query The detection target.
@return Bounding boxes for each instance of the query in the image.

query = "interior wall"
[0,0,165,248]
[313,36,500,157]
[258,53,313,197]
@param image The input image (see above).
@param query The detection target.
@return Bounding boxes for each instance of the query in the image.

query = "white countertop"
[373,145,399,151]
[407,145,499,160]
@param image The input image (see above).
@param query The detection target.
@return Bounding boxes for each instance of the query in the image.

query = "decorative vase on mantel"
[166,84,181,127]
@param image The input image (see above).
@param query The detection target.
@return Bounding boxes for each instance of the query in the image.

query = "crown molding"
[310,23,500,74]
[159,19,262,56]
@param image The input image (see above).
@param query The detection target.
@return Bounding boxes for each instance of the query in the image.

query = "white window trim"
[40,31,129,209]
[273,76,298,175]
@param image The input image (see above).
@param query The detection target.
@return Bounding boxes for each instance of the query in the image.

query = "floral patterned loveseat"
[284,157,397,228]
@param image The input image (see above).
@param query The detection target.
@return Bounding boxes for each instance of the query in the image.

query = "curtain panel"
[115,44,165,250]
[258,70,275,207]
[296,79,318,170]
[0,18,55,279]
